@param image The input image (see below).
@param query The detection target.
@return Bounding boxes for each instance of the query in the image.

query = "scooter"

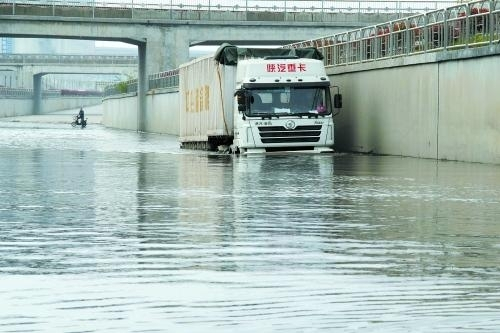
[71,115,87,128]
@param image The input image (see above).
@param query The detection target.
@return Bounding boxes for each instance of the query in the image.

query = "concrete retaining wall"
[330,63,439,159]
[43,97,102,113]
[102,93,138,131]
[0,96,102,118]
[0,98,32,118]
[102,88,179,135]
[438,57,500,164]
[328,49,500,164]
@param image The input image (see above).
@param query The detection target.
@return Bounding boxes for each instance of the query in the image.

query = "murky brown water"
[1,120,500,332]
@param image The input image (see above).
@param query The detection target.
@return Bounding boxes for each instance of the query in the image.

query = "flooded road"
[1,118,500,332]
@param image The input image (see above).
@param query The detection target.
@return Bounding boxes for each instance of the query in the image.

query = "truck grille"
[258,125,321,144]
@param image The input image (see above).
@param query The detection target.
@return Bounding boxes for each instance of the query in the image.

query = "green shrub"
[116,81,129,93]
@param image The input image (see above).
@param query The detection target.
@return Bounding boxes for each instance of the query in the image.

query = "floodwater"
[1,117,500,332]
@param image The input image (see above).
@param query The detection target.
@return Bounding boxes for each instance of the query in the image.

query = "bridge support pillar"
[137,43,147,132]
[135,30,189,131]
[166,29,189,69]
[33,74,43,115]
[142,29,189,72]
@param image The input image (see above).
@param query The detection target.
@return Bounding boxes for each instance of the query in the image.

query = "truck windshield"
[246,87,332,117]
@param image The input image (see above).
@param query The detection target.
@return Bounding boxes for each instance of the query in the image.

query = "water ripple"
[1,123,500,331]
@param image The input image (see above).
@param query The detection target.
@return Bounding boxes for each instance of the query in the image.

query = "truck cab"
[232,57,339,154]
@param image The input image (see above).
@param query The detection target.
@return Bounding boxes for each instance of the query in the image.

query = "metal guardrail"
[0,0,457,20]
[103,69,179,97]
[148,69,179,89]
[0,53,137,65]
[284,0,500,66]
[0,87,32,98]
[0,87,104,98]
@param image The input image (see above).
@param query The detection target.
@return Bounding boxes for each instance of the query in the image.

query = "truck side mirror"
[235,90,247,112]
[334,93,342,109]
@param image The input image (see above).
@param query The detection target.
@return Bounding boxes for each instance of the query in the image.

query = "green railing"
[284,0,500,66]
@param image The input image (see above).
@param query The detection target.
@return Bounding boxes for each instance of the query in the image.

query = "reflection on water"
[1,122,500,332]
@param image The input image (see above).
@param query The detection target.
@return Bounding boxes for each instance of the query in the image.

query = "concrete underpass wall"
[102,88,179,135]
[0,98,32,118]
[438,57,500,164]
[329,49,500,164]
[43,97,102,113]
[0,96,101,118]
[103,93,138,131]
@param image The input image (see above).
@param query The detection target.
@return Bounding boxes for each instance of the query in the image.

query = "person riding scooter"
[77,107,84,124]
[76,107,86,128]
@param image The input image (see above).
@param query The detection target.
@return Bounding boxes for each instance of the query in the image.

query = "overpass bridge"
[0,53,137,88]
[0,53,137,67]
[0,53,138,113]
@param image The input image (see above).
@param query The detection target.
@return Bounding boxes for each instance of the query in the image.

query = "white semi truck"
[179,44,342,154]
